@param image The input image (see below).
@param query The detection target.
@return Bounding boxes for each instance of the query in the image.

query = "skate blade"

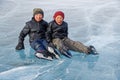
[35,53,53,61]
[62,52,72,58]
[48,47,60,59]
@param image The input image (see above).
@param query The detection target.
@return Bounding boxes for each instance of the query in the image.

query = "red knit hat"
[53,11,64,19]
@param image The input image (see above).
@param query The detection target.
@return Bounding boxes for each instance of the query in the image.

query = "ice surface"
[0,0,120,80]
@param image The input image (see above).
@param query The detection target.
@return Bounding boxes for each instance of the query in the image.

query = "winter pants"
[52,37,89,54]
[30,39,48,52]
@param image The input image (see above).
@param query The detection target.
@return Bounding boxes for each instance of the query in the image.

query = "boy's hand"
[15,42,24,50]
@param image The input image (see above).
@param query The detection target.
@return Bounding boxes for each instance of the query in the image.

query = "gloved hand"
[15,42,25,50]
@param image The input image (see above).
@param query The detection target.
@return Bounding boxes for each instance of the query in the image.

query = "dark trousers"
[30,39,48,52]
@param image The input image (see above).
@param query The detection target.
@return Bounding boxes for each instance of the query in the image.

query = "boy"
[16,8,58,60]
[46,11,98,58]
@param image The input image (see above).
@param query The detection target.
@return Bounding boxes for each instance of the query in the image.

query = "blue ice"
[0,0,120,80]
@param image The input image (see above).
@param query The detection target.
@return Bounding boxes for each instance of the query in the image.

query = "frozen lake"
[0,0,120,80]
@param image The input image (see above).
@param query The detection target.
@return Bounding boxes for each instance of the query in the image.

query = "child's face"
[34,14,43,22]
[55,15,64,25]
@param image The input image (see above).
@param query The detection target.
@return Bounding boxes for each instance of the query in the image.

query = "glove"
[15,42,25,50]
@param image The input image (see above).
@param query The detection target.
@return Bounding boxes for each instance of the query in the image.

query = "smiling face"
[34,13,43,22]
[55,15,64,25]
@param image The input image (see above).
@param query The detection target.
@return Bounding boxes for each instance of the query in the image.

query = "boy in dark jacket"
[46,11,98,58]
[16,8,58,60]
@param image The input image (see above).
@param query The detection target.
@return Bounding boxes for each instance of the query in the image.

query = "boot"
[35,51,53,60]
[47,46,60,59]
[60,49,72,58]
[89,45,98,55]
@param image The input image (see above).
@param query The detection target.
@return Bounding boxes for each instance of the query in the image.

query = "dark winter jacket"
[46,20,68,42]
[18,18,48,44]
